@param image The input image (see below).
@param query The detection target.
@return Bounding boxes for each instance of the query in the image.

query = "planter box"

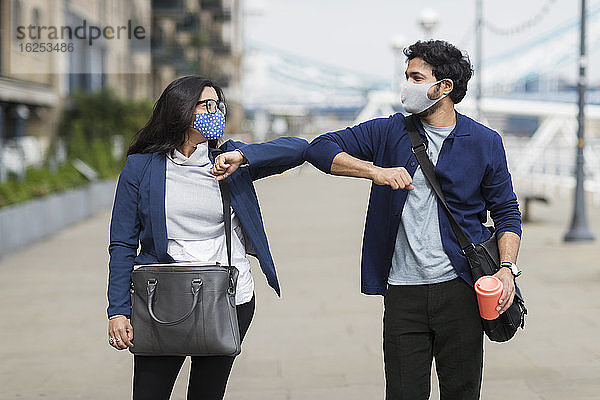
[0,180,116,258]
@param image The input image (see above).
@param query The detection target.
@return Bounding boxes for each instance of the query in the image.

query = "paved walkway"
[0,165,599,399]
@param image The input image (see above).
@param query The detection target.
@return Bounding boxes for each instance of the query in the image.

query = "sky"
[244,0,600,87]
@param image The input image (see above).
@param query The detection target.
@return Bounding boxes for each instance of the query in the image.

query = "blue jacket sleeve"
[303,117,390,173]
[482,133,522,237]
[107,156,142,318]
[234,136,308,181]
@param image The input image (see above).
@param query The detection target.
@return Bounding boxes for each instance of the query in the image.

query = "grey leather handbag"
[129,144,241,356]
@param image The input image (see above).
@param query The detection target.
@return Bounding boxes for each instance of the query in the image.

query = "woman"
[107,75,307,399]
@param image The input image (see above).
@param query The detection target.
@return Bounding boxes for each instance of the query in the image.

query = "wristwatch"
[500,262,522,278]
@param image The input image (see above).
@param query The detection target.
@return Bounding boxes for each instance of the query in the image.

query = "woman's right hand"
[210,150,246,181]
[108,316,134,350]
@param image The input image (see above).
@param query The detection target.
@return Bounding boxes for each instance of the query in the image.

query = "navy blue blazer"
[304,112,521,295]
[108,137,308,317]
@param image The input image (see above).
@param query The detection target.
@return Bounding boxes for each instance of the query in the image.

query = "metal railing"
[504,134,600,203]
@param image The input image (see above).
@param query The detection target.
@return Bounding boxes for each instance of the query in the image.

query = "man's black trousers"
[384,277,484,400]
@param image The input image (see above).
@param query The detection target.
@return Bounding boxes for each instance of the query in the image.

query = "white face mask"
[399,79,450,114]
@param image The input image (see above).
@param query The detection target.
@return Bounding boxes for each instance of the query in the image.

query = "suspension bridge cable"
[484,0,557,36]
[483,3,600,66]
[245,40,387,86]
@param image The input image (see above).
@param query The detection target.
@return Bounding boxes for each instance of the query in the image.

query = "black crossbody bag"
[129,144,241,356]
[405,115,527,342]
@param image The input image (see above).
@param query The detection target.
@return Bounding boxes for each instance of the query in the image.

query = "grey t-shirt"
[388,121,458,285]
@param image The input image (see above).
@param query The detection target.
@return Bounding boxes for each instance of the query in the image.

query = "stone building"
[0,0,244,180]
[0,0,152,179]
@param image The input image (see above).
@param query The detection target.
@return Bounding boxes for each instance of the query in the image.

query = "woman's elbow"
[303,137,323,165]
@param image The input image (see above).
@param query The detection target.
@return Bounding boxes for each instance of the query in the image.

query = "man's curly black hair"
[403,40,473,104]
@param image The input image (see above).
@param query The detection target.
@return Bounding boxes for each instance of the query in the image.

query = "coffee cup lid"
[475,276,502,293]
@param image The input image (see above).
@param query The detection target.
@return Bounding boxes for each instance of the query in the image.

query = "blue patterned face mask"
[191,110,225,140]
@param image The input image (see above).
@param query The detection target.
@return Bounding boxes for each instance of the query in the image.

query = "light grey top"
[165,143,224,240]
[165,142,254,305]
[388,121,458,285]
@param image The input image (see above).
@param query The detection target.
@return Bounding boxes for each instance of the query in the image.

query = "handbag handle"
[146,279,202,326]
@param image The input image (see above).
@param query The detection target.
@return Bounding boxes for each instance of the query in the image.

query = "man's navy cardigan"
[304,112,521,295]
[108,137,308,317]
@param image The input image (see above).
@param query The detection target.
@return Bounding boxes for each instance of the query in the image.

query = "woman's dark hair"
[404,40,473,104]
[127,75,225,155]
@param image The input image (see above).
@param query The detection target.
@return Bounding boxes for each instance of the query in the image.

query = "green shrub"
[0,162,87,208]
[59,88,153,174]
[0,180,29,207]
[0,88,152,208]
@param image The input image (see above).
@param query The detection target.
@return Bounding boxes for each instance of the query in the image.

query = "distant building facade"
[0,0,244,180]
[152,0,243,132]
[0,0,152,179]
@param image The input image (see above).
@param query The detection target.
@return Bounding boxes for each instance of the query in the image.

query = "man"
[304,40,522,399]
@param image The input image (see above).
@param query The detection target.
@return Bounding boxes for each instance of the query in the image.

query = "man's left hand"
[493,267,515,314]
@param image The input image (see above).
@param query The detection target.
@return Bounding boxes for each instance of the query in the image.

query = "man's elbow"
[303,136,339,174]
[491,203,522,237]
[494,214,522,238]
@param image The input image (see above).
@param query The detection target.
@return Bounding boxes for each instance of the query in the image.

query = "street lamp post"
[564,0,595,242]
[475,0,483,121]
[391,35,407,94]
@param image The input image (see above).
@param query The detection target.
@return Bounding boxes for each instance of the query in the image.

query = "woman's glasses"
[196,99,227,116]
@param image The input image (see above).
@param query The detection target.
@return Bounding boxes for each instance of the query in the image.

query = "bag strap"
[208,141,233,267]
[404,115,476,252]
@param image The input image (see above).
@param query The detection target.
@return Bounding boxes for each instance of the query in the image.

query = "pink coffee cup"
[474,276,504,320]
